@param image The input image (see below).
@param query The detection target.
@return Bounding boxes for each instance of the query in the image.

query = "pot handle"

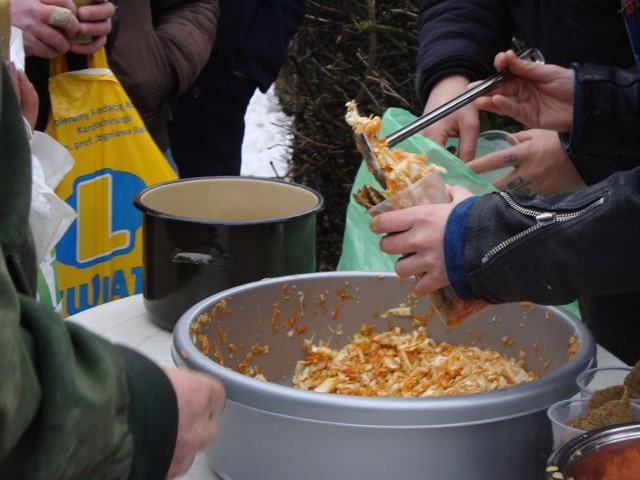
[171,247,232,268]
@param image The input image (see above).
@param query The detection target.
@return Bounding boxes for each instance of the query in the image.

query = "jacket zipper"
[481,191,605,264]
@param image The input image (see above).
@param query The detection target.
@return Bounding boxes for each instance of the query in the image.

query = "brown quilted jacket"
[108,0,220,151]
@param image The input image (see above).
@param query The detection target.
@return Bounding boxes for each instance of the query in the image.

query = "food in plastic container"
[346,102,488,326]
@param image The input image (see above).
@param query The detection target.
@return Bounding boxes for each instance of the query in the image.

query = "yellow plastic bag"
[48,48,177,317]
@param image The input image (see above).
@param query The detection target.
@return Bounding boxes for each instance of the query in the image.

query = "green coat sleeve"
[0,60,177,480]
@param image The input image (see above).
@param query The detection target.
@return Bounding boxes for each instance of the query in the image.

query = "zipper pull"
[536,212,556,226]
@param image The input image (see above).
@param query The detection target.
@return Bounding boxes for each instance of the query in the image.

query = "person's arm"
[152,0,220,97]
[416,0,513,105]
[0,63,137,477]
[562,64,640,161]
[0,60,224,480]
[461,168,640,304]
[371,167,640,304]
[476,51,640,184]
[561,63,640,184]
[416,0,514,161]
[103,0,218,151]
[3,290,221,480]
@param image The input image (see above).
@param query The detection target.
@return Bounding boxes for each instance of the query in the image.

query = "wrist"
[424,74,471,113]
[443,196,479,299]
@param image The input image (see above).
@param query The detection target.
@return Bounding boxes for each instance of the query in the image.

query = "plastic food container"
[367,171,488,325]
[547,398,640,449]
[576,366,635,399]
[475,129,519,182]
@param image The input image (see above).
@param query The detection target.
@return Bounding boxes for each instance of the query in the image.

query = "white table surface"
[67,294,626,480]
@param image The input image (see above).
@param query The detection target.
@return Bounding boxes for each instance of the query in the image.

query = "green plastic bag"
[337,107,496,272]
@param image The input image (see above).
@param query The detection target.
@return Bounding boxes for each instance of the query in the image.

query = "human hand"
[68,0,115,55]
[370,185,474,295]
[420,74,480,162]
[466,129,584,195]
[13,0,114,58]
[163,367,226,480]
[474,50,575,131]
[4,60,39,128]
[12,0,80,57]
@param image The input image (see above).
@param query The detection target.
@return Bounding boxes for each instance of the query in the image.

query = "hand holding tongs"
[355,48,545,189]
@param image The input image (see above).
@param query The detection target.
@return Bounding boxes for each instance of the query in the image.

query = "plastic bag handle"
[87,47,109,69]
[49,47,110,76]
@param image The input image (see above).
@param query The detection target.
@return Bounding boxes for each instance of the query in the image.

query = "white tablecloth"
[67,294,626,480]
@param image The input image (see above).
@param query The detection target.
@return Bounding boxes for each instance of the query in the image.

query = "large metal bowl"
[172,272,596,480]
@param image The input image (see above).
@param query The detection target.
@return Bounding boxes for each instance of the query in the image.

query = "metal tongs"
[356,48,545,189]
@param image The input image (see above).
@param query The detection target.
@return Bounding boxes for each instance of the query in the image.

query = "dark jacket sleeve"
[0,62,178,480]
[239,0,307,92]
[197,0,307,93]
[416,0,634,107]
[152,0,220,96]
[106,0,219,151]
[416,0,514,105]
[458,169,640,305]
[116,346,178,480]
[561,63,640,185]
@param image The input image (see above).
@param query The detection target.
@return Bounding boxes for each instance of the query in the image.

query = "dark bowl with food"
[547,422,640,479]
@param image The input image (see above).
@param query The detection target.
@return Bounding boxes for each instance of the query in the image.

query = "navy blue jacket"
[201,0,307,92]
[166,0,307,178]
[417,0,636,105]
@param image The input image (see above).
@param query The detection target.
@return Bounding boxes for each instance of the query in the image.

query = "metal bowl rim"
[173,271,596,427]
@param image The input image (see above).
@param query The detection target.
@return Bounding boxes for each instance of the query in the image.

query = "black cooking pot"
[133,177,324,330]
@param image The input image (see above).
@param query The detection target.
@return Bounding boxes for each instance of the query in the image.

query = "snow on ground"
[240,86,293,178]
